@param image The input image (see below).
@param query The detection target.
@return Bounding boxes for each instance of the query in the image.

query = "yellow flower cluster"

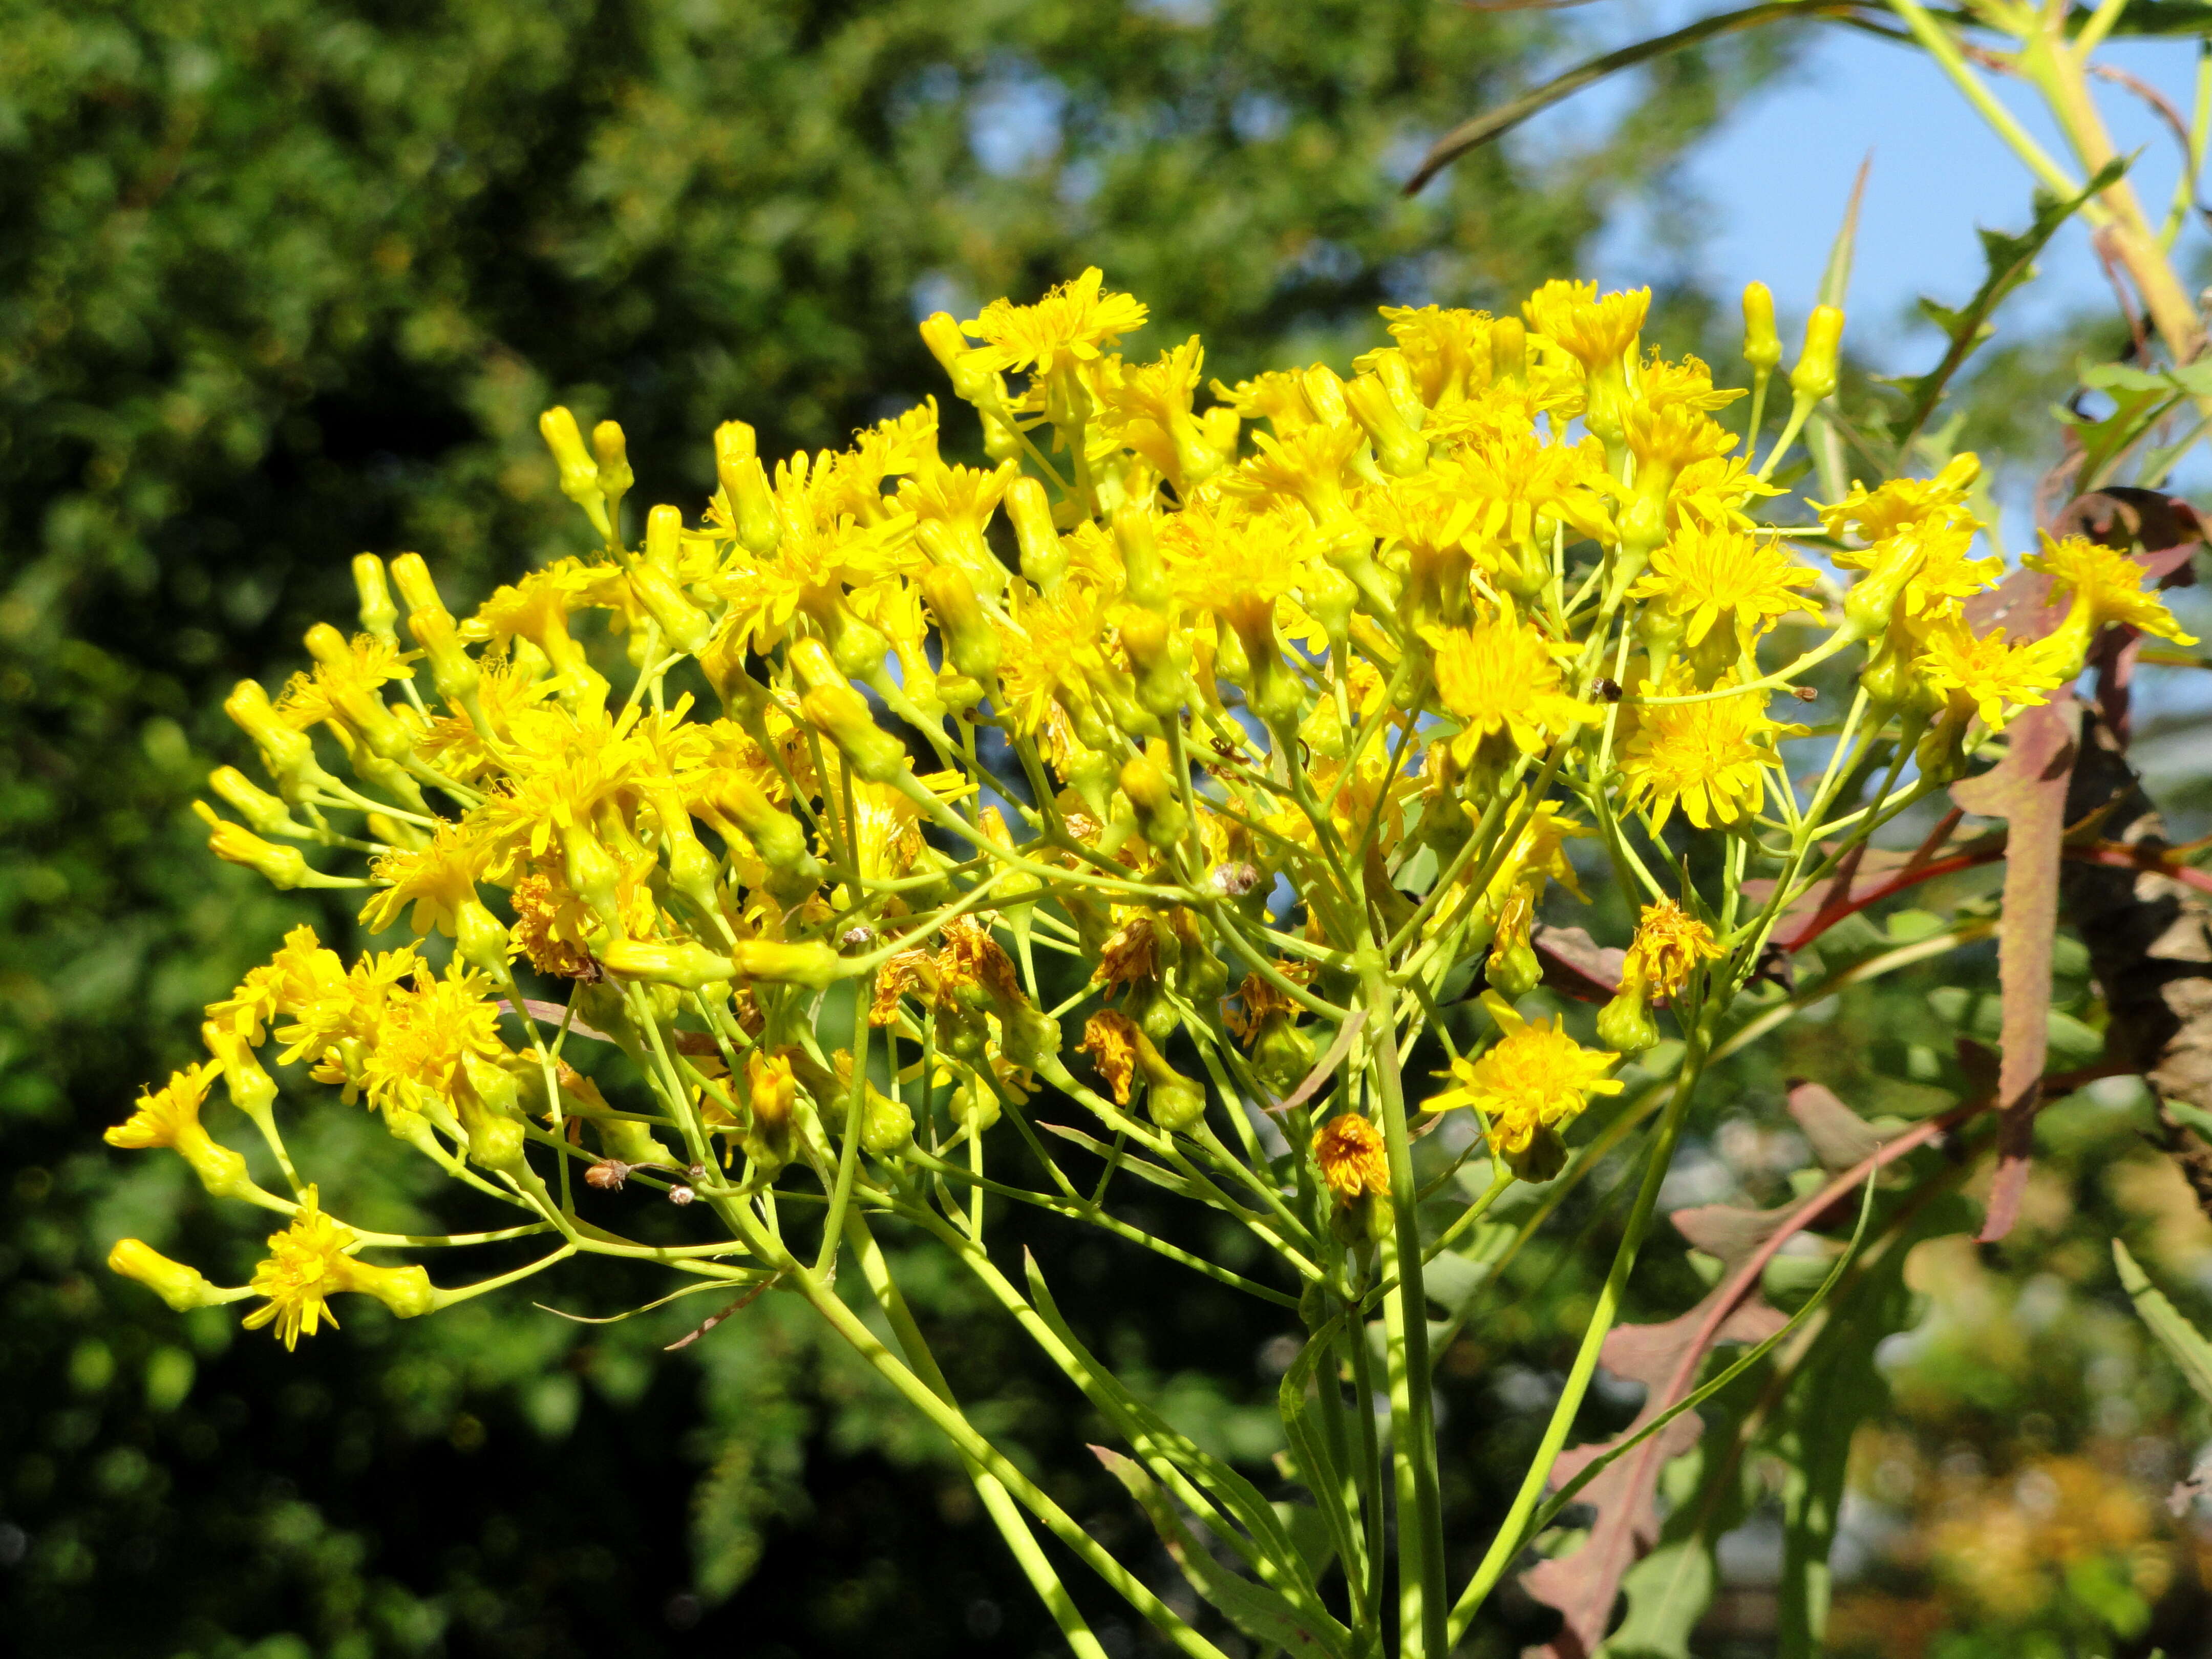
[104,266,2196,1346]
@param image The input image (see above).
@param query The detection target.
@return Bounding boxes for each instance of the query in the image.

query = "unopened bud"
[1119,752,1188,848]
[108,1240,233,1312]
[1345,373,1427,477]
[920,565,1001,682]
[540,406,610,534]
[1741,282,1782,373]
[353,555,398,644]
[1790,305,1844,403]
[593,419,634,519]
[1113,502,1168,612]
[1005,477,1066,590]
[802,683,910,783]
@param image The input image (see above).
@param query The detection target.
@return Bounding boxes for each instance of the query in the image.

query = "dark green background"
[11,5,2202,1658]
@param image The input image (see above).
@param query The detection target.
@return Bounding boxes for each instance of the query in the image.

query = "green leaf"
[2113,1239,2212,1406]
[1093,1448,1352,1658]
[1888,159,2126,457]
[1024,1254,1331,1620]
[1277,1317,1368,1601]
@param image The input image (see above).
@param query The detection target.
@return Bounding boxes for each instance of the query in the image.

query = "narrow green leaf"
[1093,1448,1352,1658]
[1890,159,2126,457]
[1816,154,1869,310]
[1277,1317,1367,1596]
[2114,1238,2212,1406]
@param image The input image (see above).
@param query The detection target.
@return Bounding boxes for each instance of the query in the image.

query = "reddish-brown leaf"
[1533,923,1625,1002]
[1951,693,2081,1241]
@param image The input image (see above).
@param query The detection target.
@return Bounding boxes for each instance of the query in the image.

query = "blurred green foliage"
[0,2,1790,1653]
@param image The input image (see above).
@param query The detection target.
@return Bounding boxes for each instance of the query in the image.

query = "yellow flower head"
[1617,676,1799,832]
[961,267,1149,378]
[507,872,600,979]
[1621,899,1724,1000]
[1834,517,2001,621]
[1815,454,1981,544]
[1917,615,2067,732]
[1427,615,1598,765]
[1522,280,1649,369]
[1620,401,1737,477]
[105,1060,222,1152]
[1312,1113,1391,1201]
[360,818,489,938]
[1430,992,1622,1158]
[1374,305,1494,405]
[1631,523,1820,652]
[240,1190,433,1351]
[2026,532,2198,646]
[243,1188,358,1349]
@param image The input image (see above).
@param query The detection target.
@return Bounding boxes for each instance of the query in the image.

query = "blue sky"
[1547,2,2207,372]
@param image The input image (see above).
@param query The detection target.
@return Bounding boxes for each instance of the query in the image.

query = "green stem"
[1444,1028,1709,1647]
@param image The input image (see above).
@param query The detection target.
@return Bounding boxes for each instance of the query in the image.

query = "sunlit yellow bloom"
[1634,350,1745,415]
[242,1187,435,1351]
[2026,531,2198,647]
[1917,615,2068,731]
[1815,454,1981,543]
[1621,899,1724,999]
[1312,1113,1391,1200]
[1616,674,1799,832]
[360,817,490,938]
[105,1061,251,1198]
[1426,615,1597,764]
[1620,401,1737,476]
[1631,522,1819,652]
[961,267,1148,378]
[1834,517,2000,621]
[1428,992,1621,1166]
[1522,280,1649,368]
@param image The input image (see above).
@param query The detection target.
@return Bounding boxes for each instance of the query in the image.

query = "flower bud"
[860,1084,914,1159]
[1790,305,1844,403]
[600,939,735,991]
[729,939,842,989]
[920,312,997,405]
[1490,316,1527,386]
[1250,1011,1314,1096]
[1741,282,1782,374]
[1114,501,1169,612]
[388,554,480,705]
[1117,608,1188,719]
[1596,982,1658,1055]
[719,443,783,559]
[802,683,911,783]
[208,767,300,839]
[304,623,412,759]
[1005,477,1066,590]
[920,564,1001,682]
[353,554,398,644]
[1344,373,1427,477]
[224,679,330,801]
[194,801,313,890]
[593,419,634,521]
[1840,537,1929,642]
[108,1240,233,1312]
[630,507,713,653]
[716,773,818,878]
[541,406,611,535]
[1119,750,1188,848]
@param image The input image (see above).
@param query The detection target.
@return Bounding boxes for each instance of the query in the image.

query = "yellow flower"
[1834,518,2000,621]
[1621,899,1724,999]
[2026,532,2198,647]
[242,1186,435,1351]
[961,267,1149,378]
[1620,401,1737,477]
[1815,453,1981,543]
[1616,674,1798,832]
[1635,350,1746,416]
[1522,279,1649,369]
[105,1061,250,1199]
[1917,614,2067,731]
[1631,522,1819,653]
[1312,1113,1391,1201]
[108,1239,236,1312]
[507,871,600,978]
[360,817,490,938]
[1426,615,1598,764]
[1429,992,1621,1163]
